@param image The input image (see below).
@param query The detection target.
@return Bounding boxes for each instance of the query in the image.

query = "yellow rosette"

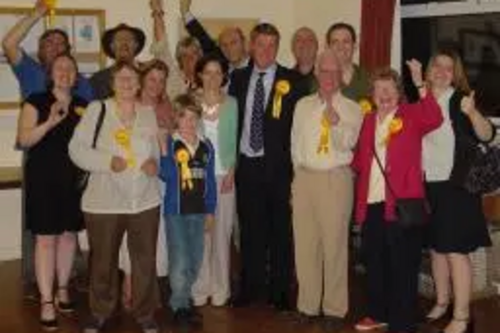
[114,129,136,168]
[272,80,290,119]
[74,107,85,117]
[175,149,193,190]
[316,113,331,155]
[44,0,58,28]
[384,116,403,145]
[359,98,373,115]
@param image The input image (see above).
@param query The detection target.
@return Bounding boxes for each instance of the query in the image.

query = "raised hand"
[34,0,49,17]
[461,91,478,116]
[179,0,192,17]
[406,58,424,88]
[150,0,163,13]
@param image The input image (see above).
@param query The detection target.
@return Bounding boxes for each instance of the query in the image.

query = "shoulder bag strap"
[91,101,106,149]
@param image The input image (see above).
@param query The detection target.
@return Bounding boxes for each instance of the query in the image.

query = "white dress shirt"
[291,93,363,170]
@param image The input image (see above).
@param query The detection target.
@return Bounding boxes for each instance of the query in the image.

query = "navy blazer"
[228,64,308,183]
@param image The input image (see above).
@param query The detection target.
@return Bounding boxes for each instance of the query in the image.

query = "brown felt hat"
[101,23,146,59]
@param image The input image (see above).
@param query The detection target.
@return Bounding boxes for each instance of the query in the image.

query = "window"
[401,1,500,116]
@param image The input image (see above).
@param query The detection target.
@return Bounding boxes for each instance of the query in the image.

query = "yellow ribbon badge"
[175,149,194,191]
[114,129,136,167]
[317,113,331,155]
[74,107,85,117]
[359,98,373,115]
[384,116,403,145]
[272,80,290,119]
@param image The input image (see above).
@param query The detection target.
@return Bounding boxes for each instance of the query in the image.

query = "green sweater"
[342,64,369,102]
[212,96,238,171]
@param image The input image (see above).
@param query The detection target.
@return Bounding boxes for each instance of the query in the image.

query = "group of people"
[3,1,495,333]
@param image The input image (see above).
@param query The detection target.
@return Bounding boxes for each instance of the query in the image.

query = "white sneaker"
[192,297,208,307]
[211,295,228,307]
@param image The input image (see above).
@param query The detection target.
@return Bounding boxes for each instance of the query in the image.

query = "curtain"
[359,0,396,72]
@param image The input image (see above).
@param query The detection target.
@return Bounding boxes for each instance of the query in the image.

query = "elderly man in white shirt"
[290,49,362,329]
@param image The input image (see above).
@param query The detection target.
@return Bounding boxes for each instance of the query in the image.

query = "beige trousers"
[292,166,353,317]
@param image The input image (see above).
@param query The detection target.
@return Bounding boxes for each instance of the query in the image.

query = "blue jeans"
[165,214,205,311]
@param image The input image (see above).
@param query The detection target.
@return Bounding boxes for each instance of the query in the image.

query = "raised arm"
[150,0,166,43]
[179,0,224,58]
[2,0,47,65]
[461,91,495,143]
[150,0,187,97]
[406,58,443,134]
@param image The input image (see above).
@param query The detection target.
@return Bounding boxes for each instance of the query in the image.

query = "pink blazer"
[351,93,443,224]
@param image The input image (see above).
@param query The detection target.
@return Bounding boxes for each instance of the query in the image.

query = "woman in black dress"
[17,53,88,331]
[423,49,495,333]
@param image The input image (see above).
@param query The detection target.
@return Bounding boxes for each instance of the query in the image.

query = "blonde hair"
[426,49,471,93]
[173,93,202,119]
[175,37,203,70]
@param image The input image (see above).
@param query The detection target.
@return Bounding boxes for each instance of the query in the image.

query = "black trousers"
[362,203,423,333]
[235,155,294,305]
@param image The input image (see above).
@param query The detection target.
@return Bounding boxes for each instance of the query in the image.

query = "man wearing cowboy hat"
[89,23,146,100]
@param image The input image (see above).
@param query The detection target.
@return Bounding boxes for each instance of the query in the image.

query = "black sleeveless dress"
[24,92,87,235]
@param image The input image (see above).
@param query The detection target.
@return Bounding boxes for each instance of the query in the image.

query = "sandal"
[56,287,75,313]
[426,302,451,322]
[440,317,474,333]
[40,300,58,331]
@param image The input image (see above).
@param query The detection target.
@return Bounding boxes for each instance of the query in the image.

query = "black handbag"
[373,148,428,228]
[463,143,500,195]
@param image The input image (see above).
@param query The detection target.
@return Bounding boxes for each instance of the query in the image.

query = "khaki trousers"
[85,206,160,320]
[292,167,353,317]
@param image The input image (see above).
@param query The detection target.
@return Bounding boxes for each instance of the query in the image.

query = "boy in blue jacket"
[160,94,216,327]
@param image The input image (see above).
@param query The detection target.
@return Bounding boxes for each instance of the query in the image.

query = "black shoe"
[273,300,294,313]
[56,287,75,313]
[173,308,193,328]
[23,283,39,303]
[229,294,251,308]
[82,315,106,333]
[40,301,58,332]
[320,315,344,332]
[290,311,318,326]
[137,316,159,333]
[186,307,203,328]
[270,295,294,313]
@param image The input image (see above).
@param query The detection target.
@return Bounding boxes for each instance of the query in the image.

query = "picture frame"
[0,7,105,110]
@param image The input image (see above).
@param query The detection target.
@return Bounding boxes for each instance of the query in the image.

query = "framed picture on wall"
[0,7,105,110]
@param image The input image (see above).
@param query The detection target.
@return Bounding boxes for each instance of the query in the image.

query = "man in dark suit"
[228,23,307,310]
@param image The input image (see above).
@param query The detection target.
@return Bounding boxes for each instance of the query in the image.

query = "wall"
[0,0,361,261]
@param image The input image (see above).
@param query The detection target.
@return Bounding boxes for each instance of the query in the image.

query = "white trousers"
[192,176,236,306]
